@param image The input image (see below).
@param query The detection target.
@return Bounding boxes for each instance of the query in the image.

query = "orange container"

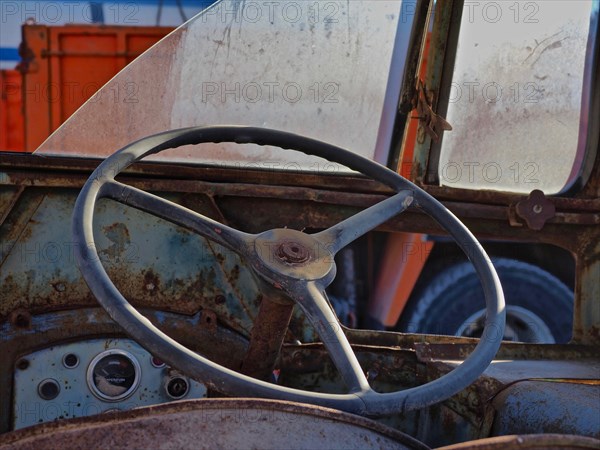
[0,69,24,151]
[17,24,173,152]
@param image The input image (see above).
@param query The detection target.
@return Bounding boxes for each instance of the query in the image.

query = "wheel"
[400,258,573,343]
[72,125,506,416]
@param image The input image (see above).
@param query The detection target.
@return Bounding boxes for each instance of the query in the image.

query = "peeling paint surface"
[0,191,263,337]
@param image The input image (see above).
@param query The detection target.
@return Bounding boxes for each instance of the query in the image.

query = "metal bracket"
[411,79,452,143]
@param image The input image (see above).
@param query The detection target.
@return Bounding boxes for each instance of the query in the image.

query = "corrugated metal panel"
[0,69,24,151]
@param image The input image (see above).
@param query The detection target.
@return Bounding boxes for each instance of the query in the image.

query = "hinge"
[411,79,452,143]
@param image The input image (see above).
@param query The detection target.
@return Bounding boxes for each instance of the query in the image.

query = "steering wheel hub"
[253,229,335,283]
[277,241,310,264]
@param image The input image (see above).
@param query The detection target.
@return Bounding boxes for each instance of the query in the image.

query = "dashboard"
[12,338,208,430]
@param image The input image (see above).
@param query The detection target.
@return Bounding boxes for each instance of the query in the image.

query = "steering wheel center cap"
[253,229,335,282]
[277,241,310,263]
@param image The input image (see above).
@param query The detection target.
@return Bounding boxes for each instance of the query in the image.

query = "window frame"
[410,0,599,197]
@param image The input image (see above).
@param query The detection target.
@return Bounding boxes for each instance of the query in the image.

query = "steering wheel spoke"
[100,180,253,255]
[313,190,414,255]
[291,283,371,394]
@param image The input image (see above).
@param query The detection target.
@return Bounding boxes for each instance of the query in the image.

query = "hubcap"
[456,305,555,343]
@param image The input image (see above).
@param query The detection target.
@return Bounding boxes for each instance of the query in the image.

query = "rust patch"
[229,264,240,282]
[9,309,31,329]
[18,224,33,241]
[142,269,161,295]
[50,281,66,293]
[240,296,295,380]
[100,222,131,261]
[199,309,217,334]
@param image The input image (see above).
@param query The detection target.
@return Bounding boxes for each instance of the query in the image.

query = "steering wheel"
[72,126,505,416]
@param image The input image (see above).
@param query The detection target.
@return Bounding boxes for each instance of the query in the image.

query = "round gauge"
[87,349,141,401]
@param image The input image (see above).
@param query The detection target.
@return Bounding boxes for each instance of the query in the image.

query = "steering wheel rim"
[72,125,505,416]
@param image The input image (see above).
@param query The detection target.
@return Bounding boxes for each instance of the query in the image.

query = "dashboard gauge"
[87,350,141,401]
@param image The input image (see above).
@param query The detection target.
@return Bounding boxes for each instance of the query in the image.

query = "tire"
[398,258,574,343]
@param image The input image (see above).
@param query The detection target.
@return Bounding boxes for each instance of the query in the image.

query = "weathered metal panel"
[492,381,600,439]
[0,189,263,338]
[0,399,430,450]
[437,434,600,449]
[0,308,250,433]
[12,337,208,429]
[573,249,600,345]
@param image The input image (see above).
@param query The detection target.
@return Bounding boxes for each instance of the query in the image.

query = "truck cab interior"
[1,1,599,448]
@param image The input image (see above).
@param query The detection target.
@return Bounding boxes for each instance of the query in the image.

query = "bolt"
[292,351,304,365]
[52,282,66,292]
[10,310,31,328]
[16,359,29,370]
[276,241,310,264]
[366,368,379,382]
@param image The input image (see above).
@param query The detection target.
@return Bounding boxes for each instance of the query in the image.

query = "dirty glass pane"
[35,0,409,171]
[438,1,596,194]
